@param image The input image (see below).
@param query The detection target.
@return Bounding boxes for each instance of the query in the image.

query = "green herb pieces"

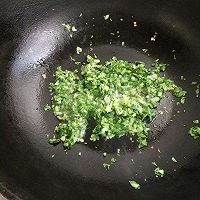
[103,157,117,171]
[103,163,111,171]
[47,56,185,149]
[117,148,121,156]
[151,59,166,72]
[152,162,157,166]
[151,32,158,41]
[71,26,77,32]
[62,24,77,33]
[76,47,82,54]
[154,167,164,177]
[142,49,148,53]
[103,152,107,157]
[129,180,140,190]
[104,15,110,20]
[195,85,199,97]
[62,23,71,31]
[193,120,199,124]
[189,127,200,139]
[191,82,197,85]
[172,157,177,163]
[44,104,51,111]
[180,97,186,104]
[111,158,117,164]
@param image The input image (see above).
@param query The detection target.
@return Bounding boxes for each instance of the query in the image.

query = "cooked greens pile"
[47,55,186,149]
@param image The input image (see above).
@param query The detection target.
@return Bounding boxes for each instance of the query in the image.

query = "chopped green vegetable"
[189,127,200,139]
[151,32,158,41]
[152,162,157,166]
[62,23,71,31]
[47,55,186,149]
[181,97,186,104]
[181,76,186,81]
[104,15,110,20]
[42,74,46,79]
[103,158,117,171]
[191,82,197,85]
[151,59,166,72]
[142,49,148,53]
[193,120,199,124]
[154,167,164,177]
[195,85,199,97]
[117,148,121,156]
[172,157,177,163]
[44,104,51,111]
[111,158,117,164]
[71,26,77,32]
[103,163,111,171]
[75,61,81,65]
[76,47,82,54]
[129,180,140,190]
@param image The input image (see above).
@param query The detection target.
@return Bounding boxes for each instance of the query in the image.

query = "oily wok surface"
[0,0,200,199]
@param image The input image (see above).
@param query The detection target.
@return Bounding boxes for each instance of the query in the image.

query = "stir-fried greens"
[47,55,186,149]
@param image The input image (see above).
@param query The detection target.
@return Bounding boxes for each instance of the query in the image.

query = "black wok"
[0,0,200,199]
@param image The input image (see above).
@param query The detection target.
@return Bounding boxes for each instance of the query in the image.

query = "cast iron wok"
[0,0,200,199]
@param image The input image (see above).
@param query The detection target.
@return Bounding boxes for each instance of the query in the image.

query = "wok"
[0,0,200,199]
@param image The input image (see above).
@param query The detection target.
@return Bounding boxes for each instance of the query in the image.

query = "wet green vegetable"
[47,55,186,149]
[189,127,200,139]
[195,84,199,97]
[103,163,111,171]
[44,104,51,111]
[193,120,199,124]
[142,49,148,53]
[104,15,110,20]
[172,157,177,163]
[154,167,164,177]
[103,157,117,171]
[129,180,140,190]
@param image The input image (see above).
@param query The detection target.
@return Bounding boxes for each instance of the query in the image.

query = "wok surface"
[0,0,200,199]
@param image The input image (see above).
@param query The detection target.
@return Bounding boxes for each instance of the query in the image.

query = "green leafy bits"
[195,85,199,97]
[172,157,177,163]
[47,55,186,149]
[111,158,117,164]
[129,180,140,190]
[76,46,82,54]
[142,49,148,53]
[44,104,51,111]
[62,23,71,31]
[103,163,111,171]
[193,120,199,124]
[104,15,110,20]
[154,167,164,178]
[151,32,158,41]
[189,127,200,139]
[103,157,117,171]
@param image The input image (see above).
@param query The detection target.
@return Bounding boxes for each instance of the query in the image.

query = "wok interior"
[0,0,200,200]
